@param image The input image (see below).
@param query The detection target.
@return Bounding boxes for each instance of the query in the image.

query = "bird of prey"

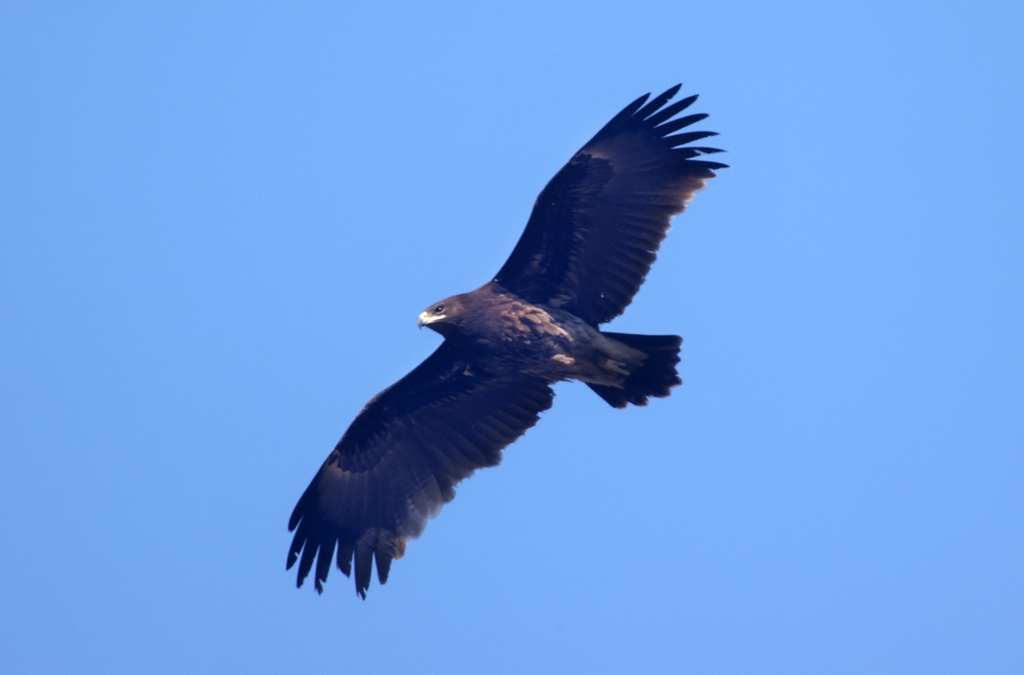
[287,85,726,598]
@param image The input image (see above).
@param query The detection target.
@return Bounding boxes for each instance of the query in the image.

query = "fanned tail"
[587,333,682,408]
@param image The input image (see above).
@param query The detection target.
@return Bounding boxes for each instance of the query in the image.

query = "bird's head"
[417,294,468,337]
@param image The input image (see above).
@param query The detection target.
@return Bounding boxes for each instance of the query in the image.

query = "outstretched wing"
[494,85,727,326]
[287,340,554,598]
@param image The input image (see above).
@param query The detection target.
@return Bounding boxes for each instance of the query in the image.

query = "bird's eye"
[434,305,445,313]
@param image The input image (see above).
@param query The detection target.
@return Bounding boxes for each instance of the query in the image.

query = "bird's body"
[418,282,649,389]
[287,85,727,597]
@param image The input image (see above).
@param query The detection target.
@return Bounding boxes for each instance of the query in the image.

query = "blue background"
[2,2,1021,673]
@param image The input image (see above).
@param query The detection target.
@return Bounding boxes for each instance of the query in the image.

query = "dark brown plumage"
[287,85,726,598]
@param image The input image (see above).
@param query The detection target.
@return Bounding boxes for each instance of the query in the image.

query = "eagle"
[287,85,727,598]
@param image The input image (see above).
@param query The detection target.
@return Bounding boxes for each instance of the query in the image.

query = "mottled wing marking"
[499,301,572,341]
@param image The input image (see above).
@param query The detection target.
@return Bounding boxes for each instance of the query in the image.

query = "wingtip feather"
[635,84,683,120]
[645,94,699,127]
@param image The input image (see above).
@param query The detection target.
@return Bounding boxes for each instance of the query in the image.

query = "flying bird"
[287,85,727,598]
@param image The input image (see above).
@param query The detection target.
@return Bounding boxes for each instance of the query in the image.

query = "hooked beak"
[417,311,444,328]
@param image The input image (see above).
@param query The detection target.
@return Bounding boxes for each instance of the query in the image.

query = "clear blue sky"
[2,2,1021,673]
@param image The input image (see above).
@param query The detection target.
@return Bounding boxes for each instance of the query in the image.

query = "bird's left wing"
[287,340,554,598]
[494,85,726,326]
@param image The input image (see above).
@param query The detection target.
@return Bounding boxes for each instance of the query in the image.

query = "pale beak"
[417,311,442,328]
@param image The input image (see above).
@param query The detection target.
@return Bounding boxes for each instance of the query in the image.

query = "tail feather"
[588,333,682,408]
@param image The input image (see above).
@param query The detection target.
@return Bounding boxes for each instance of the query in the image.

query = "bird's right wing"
[287,340,554,598]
